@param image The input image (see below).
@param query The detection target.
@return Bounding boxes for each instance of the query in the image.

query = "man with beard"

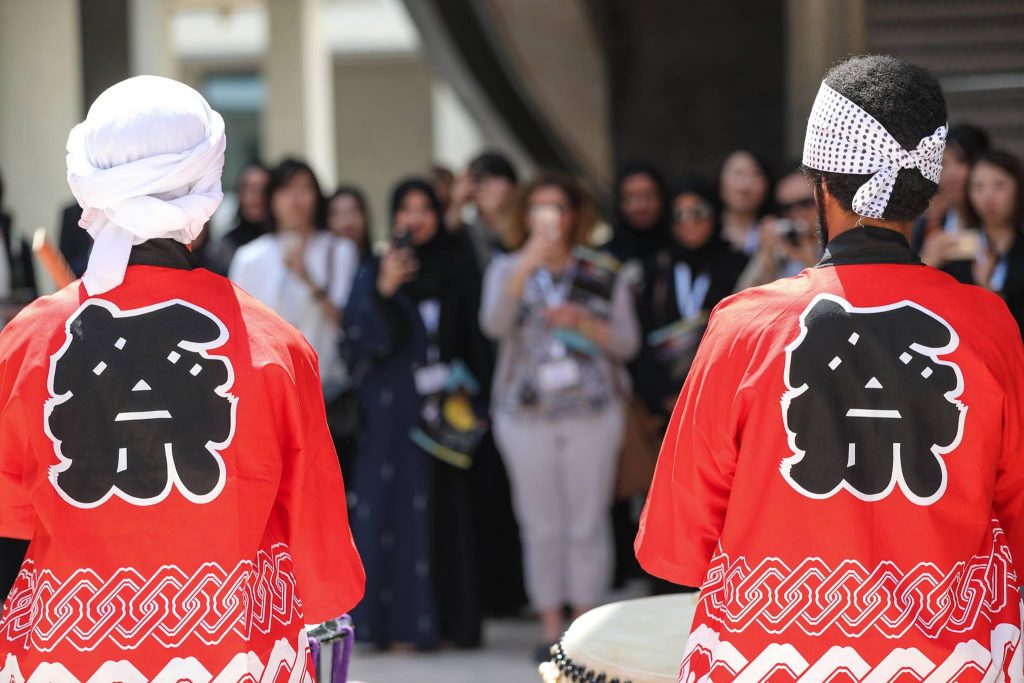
[637,55,1024,680]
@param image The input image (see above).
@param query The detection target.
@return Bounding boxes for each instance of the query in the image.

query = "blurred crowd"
[0,120,1021,658]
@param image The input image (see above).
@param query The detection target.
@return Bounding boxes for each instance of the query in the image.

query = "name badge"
[414,362,450,396]
[536,358,582,394]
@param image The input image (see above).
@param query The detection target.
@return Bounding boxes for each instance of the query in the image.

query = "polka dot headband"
[802,82,947,220]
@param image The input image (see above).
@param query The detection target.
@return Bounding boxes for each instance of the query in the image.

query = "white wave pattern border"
[0,629,314,683]
[0,543,302,653]
[678,622,1023,683]
[699,525,1018,640]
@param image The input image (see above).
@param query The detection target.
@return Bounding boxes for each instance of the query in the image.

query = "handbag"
[615,397,662,500]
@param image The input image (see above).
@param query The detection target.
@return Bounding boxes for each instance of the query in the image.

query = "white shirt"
[229,231,358,386]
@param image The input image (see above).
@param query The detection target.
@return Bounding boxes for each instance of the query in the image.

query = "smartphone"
[529,204,562,242]
[947,231,981,261]
[392,230,415,251]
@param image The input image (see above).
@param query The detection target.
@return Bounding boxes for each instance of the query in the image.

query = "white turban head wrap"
[802,81,946,220]
[66,75,226,295]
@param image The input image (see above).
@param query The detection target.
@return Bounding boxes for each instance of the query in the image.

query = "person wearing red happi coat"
[637,56,1024,681]
[0,76,364,682]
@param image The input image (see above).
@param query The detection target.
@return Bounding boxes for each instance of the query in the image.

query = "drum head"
[542,593,699,683]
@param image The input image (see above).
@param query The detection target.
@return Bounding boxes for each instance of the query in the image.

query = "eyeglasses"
[672,205,713,222]
[778,197,816,213]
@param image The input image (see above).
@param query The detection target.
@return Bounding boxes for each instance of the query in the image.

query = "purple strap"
[331,639,345,682]
[333,624,354,682]
[307,617,354,682]
[308,636,321,669]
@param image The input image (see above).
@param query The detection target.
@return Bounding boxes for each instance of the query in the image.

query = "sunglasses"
[778,197,816,213]
[672,205,713,222]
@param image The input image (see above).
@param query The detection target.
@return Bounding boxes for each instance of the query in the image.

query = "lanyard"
[419,298,442,363]
[978,231,1010,293]
[743,225,760,256]
[991,259,1009,292]
[536,268,573,358]
[536,269,569,308]
[942,209,959,234]
[673,262,711,321]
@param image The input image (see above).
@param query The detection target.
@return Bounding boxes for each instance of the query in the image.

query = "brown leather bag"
[615,397,663,500]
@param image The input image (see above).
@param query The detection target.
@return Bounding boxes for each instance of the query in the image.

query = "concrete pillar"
[785,0,867,159]
[0,0,83,293]
[264,0,337,187]
[78,0,131,113]
[129,0,174,78]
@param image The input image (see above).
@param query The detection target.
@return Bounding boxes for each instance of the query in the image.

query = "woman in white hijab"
[0,76,364,681]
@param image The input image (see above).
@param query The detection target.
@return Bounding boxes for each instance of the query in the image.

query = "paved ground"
[347,582,650,682]
[348,617,542,683]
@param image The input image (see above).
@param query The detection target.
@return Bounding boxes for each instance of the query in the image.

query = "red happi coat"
[0,248,364,682]
[637,228,1024,682]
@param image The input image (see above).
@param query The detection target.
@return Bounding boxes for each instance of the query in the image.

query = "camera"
[775,219,805,246]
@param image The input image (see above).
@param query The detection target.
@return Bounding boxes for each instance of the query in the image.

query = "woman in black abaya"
[344,179,485,649]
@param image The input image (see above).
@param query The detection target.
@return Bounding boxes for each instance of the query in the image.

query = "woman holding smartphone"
[480,171,640,658]
[344,178,487,650]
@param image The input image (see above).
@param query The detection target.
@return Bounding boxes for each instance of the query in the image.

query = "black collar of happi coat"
[816,226,922,268]
[127,239,199,271]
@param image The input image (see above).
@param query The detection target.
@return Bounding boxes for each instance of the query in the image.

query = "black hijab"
[607,162,671,262]
[665,178,733,266]
[386,179,486,373]
[389,178,451,302]
[656,178,747,323]
[226,162,270,247]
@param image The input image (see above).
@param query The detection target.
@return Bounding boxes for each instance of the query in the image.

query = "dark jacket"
[631,237,748,415]
[1,212,37,300]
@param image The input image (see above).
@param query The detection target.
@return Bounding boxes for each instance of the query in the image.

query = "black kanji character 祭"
[45,299,236,508]
[637,57,1024,673]
[0,76,365,680]
[782,294,966,505]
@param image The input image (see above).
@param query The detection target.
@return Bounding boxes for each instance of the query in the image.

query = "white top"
[229,232,358,386]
